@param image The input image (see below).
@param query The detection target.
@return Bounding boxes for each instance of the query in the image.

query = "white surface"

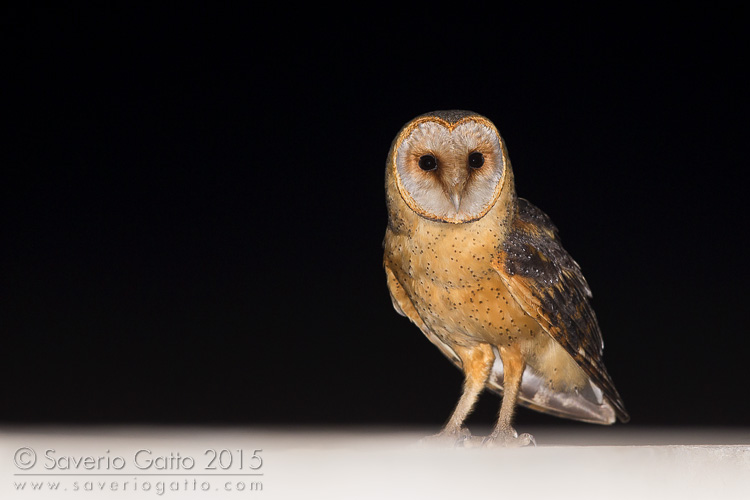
[2,426,749,499]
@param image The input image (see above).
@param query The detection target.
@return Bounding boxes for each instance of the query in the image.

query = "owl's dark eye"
[418,154,438,171]
[468,152,484,169]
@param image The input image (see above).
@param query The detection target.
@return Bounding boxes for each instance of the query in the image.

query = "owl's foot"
[481,428,536,448]
[419,426,472,447]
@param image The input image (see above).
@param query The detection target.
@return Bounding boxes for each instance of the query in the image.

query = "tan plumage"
[384,110,628,446]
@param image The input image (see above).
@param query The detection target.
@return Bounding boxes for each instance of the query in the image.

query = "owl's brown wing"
[492,198,629,423]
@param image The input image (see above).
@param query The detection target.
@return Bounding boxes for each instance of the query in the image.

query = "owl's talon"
[517,433,536,447]
[419,427,472,447]
[482,430,536,448]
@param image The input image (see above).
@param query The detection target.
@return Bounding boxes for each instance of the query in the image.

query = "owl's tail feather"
[487,354,618,425]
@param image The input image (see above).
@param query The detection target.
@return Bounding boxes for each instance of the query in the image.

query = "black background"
[3,6,747,429]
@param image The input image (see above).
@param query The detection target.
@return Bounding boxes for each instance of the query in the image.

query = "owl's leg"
[483,345,535,447]
[421,343,494,446]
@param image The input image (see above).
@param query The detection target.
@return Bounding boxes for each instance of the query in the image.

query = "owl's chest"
[386,224,534,346]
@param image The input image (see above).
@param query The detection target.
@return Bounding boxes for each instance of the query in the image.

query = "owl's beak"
[450,191,462,212]
[442,171,466,213]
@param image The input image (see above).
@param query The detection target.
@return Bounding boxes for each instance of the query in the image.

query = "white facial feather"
[395,120,505,222]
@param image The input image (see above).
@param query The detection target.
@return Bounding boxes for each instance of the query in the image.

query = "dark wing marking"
[493,198,629,422]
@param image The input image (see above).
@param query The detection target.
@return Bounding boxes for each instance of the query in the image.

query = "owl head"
[386,110,514,224]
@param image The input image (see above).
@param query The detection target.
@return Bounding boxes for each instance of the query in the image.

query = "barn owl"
[383,110,628,446]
